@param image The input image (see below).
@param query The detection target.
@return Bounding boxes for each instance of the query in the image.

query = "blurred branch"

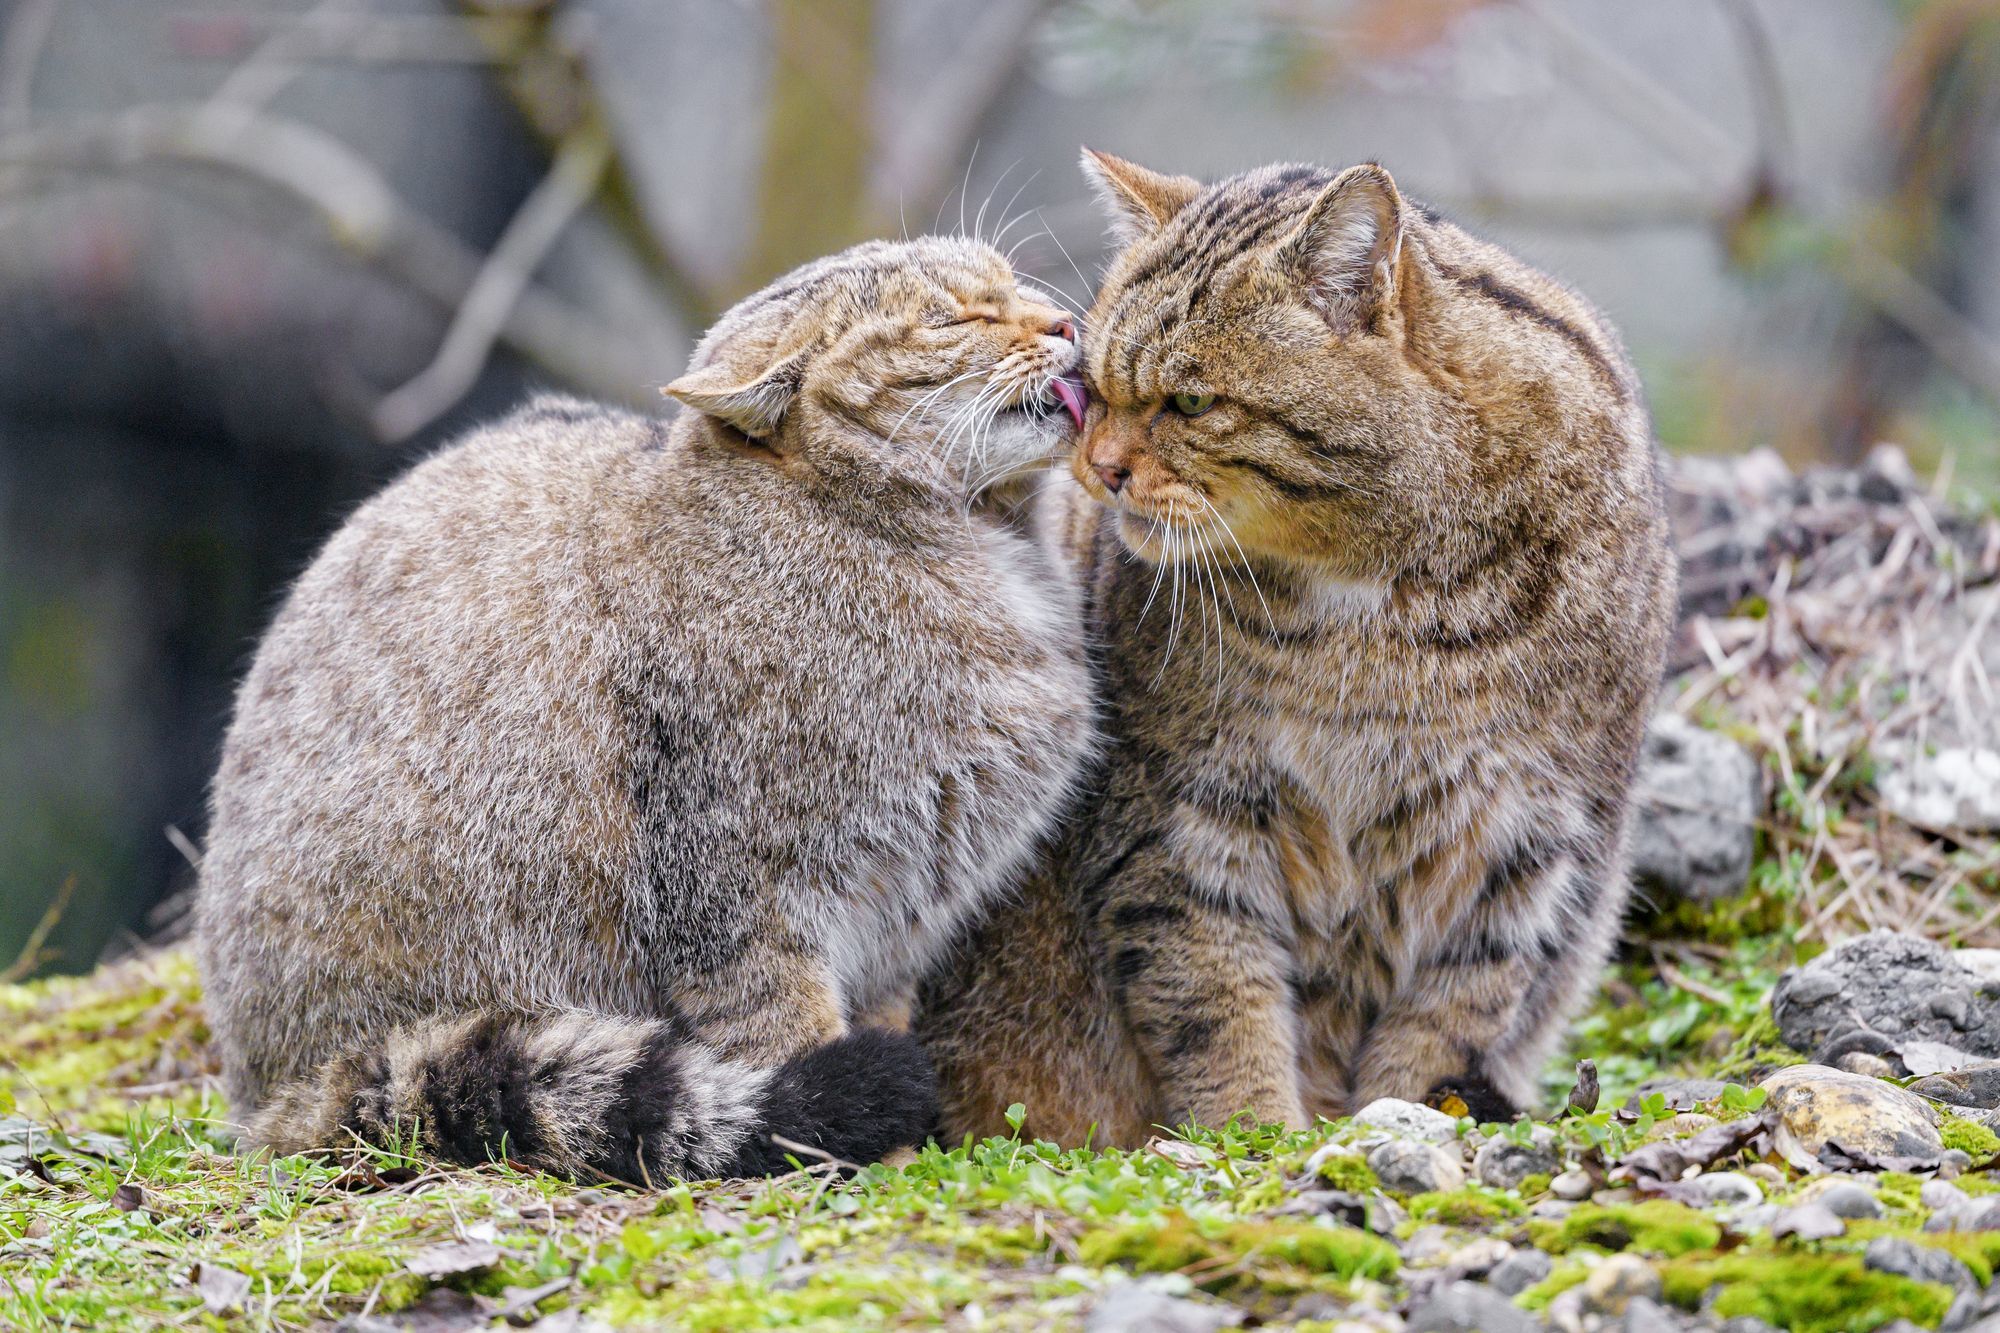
[1,877,72,985]
[1511,0,2000,420]
[371,120,611,442]
[460,2,721,325]
[0,0,60,133]
[0,104,657,405]
[871,0,1055,227]
[1439,187,1724,230]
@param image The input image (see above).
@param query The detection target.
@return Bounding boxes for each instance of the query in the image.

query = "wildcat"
[197,236,1096,1180]
[917,153,1676,1142]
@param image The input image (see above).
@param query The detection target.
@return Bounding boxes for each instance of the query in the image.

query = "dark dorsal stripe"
[1429,258,1628,404]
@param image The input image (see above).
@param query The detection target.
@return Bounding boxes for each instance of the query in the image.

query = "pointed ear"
[662,351,804,441]
[1079,147,1201,245]
[1272,164,1405,334]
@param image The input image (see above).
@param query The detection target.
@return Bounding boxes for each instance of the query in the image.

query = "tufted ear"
[1079,147,1202,245]
[662,349,806,441]
[1272,163,1405,335]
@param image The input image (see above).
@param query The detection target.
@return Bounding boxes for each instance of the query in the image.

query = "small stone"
[1879,746,2000,832]
[1530,1199,1576,1221]
[1910,1062,2000,1110]
[1924,1198,2000,1233]
[1657,1112,1720,1138]
[1941,1148,1973,1178]
[1771,1201,1846,1240]
[1352,1098,1462,1144]
[1729,1203,1781,1233]
[1404,1280,1537,1333]
[1442,1237,1512,1281]
[1686,1171,1762,1209]
[1759,1064,1943,1167]
[1627,1078,1731,1113]
[1474,1134,1559,1190]
[1621,1295,1683,1333]
[1367,1140,1464,1195]
[1796,1179,1884,1220]
[1629,715,1761,902]
[1923,1180,1973,1211]
[1744,1163,1785,1186]
[1551,1169,1594,1201]
[1582,1254,1661,1317]
[1086,1281,1244,1333]
[1402,1225,1457,1264]
[1864,1236,1976,1292]
[1838,1051,1898,1079]
[1487,1247,1553,1297]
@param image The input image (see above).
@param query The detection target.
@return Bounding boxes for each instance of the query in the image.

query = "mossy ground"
[4,946,1993,1330]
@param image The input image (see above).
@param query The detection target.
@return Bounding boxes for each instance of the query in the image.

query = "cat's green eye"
[1170,392,1216,417]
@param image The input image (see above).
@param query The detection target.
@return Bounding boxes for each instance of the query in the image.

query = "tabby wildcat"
[198,236,1096,1180]
[918,154,1675,1142]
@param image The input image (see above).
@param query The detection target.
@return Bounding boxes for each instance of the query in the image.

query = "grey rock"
[1773,931,2000,1062]
[1404,1281,1537,1333]
[1584,1254,1662,1315]
[1368,1140,1464,1195]
[1685,1171,1762,1209]
[1717,1320,1782,1333]
[1728,1203,1781,1232]
[1487,1247,1553,1297]
[1627,1078,1731,1112]
[1474,1135,1560,1190]
[1551,1169,1594,1200]
[1864,1236,1976,1292]
[1086,1281,1244,1333]
[1922,1180,1973,1211]
[1879,746,2000,832]
[1810,1182,1886,1220]
[1353,1098,1463,1144]
[1622,1296,1685,1333]
[1942,1149,1973,1177]
[1771,1202,1846,1240]
[1912,1056,2000,1112]
[1759,1064,1942,1165]
[1629,714,1761,902]
[1925,1199,2000,1233]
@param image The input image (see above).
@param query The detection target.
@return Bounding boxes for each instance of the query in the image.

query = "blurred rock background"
[2,0,1997,974]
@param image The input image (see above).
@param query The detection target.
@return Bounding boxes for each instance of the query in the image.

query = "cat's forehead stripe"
[1101,166,1332,393]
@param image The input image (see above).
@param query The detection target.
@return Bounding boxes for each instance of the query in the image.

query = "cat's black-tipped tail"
[246,1012,938,1182]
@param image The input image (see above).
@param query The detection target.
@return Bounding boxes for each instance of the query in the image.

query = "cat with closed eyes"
[197,236,1096,1181]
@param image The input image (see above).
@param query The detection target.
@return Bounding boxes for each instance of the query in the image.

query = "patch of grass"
[1938,1115,2000,1161]
[1528,1201,1721,1257]
[1076,1211,1398,1294]
[1660,1252,1954,1332]
[1402,1186,1524,1229]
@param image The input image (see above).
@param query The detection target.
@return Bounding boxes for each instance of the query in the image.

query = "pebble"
[1686,1171,1763,1208]
[1550,1169,1595,1201]
[1940,1148,1973,1178]
[1658,1112,1720,1137]
[1770,1201,1846,1241]
[1924,1198,2000,1233]
[1486,1247,1552,1297]
[1922,1180,1972,1211]
[1403,1280,1537,1333]
[1352,1098,1462,1145]
[1759,1064,1943,1166]
[1086,1280,1244,1333]
[1367,1140,1465,1195]
[1440,1237,1512,1281]
[1838,1051,1899,1079]
[1626,1077,1730,1112]
[1581,1254,1661,1316]
[1744,1162,1785,1186]
[1473,1134,1559,1190]
[1628,713,1760,902]
[1799,1179,1885,1220]
[1620,1296,1683,1333]
[1863,1236,1976,1293]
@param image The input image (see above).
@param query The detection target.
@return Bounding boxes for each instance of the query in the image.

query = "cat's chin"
[1115,509,1213,565]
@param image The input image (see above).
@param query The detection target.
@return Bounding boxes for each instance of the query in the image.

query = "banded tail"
[248,1011,938,1181]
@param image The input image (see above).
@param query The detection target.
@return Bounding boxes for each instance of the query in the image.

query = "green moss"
[1077,1212,1399,1292]
[1528,1201,1721,1257]
[1938,1116,2000,1162]
[1516,1172,1552,1198]
[1878,1172,1926,1212]
[1517,1260,1589,1311]
[1661,1252,1953,1333]
[1314,1153,1379,1194]
[1403,1186,1525,1228]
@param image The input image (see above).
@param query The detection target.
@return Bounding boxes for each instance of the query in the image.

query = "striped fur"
[197,238,1094,1175]
[917,156,1676,1142]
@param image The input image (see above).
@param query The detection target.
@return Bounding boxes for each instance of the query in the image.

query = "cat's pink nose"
[1048,317,1076,342]
[1095,463,1130,493]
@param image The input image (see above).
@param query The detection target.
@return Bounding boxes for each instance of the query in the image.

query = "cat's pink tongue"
[1051,374,1089,430]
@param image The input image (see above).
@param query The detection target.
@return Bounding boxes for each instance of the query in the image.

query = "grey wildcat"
[196,236,1095,1180]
